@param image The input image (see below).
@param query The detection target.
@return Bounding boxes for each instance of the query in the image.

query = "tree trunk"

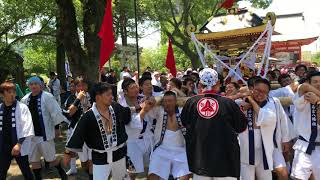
[56,0,88,80]
[82,0,105,83]
[14,53,25,90]
[120,12,127,46]
[119,1,128,67]
[56,14,66,88]
[56,0,106,83]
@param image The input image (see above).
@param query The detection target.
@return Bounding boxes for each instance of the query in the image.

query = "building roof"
[257,36,318,54]
[194,9,277,55]
[196,24,269,42]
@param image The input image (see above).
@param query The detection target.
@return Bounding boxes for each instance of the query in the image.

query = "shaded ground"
[7,127,146,179]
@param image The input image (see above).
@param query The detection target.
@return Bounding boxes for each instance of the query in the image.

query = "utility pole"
[134,0,140,78]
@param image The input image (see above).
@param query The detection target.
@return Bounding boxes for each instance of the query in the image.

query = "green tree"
[141,0,272,69]
[23,39,56,75]
[140,43,192,72]
[55,0,152,81]
[0,0,56,84]
[312,51,320,65]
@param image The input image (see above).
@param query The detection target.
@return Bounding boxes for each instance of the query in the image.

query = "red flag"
[98,0,115,70]
[220,0,234,9]
[165,38,177,77]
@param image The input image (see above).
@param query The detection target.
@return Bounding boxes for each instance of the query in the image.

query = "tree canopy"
[0,0,274,83]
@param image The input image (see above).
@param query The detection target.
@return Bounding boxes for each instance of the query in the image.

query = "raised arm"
[298,83,320,97]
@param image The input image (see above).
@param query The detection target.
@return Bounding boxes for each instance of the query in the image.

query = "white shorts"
[148,146,190,179]
[291,148,320,180]
[241,163,272,180]
[273,148,286,169]
[127,138,152,173]
[29,137,56,163]
[78,143,92,162]
[193,174,237,180]
[93,157,129,180]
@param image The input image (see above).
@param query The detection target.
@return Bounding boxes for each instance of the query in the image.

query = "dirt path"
[7,129,146,180]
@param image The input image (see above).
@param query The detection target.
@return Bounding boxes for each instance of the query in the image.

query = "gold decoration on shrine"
[186,24,197,36]
[264,12,276,26]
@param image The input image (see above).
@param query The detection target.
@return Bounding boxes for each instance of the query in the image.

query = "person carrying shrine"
[181,68,247,180]
[291,71,320,180]
[148,91,191,180]
[64,82,130,180]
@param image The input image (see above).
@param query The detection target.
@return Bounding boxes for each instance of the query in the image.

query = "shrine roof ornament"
[187,9,277,42]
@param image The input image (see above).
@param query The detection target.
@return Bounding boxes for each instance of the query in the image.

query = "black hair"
[278,74,291,84]
[306,71,320,82]
[190,72,199,80]
[142,71,152,78]
[267,71,277,80]
[139,76,152,86]
[247,76,262,88]
[50,72,56,76]
[186,70,192,76]
[183,77,194,85]
[273,69,280,73]
[218,74,224,85]
[182,75,190,79]
[122,78,136,91]
[74,77,88,86]
[253,78,271,90]
[227,82,240,90]
[122,66,128,71]
[295,64,307,72]
[90,82,112,102]
[170,78,182,89]
[163,90,177,98]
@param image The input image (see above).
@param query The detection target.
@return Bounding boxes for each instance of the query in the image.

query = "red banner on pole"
[165,38,177,77]
[98,0,115,70]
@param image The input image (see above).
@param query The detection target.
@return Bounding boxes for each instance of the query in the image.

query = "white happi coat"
[239,98,277,169]
[293,91,320,152]
[10,101,34,156]
[272,97,295,152]
[269,85,295,119]
[21,91,67,141]
[118,95,144,140]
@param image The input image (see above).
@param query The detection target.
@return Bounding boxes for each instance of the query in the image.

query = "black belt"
[91,145,127,165]
[298,136,320,146]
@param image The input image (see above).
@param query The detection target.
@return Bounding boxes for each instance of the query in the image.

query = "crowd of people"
[0,63,320,180]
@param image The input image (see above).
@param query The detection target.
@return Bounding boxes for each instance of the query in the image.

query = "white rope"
[225,21,271,80]
[258,21,273,76]
[191,34,247,84]
[191,33,207,67]
[262,23,273,78]
[190,21,273,84]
